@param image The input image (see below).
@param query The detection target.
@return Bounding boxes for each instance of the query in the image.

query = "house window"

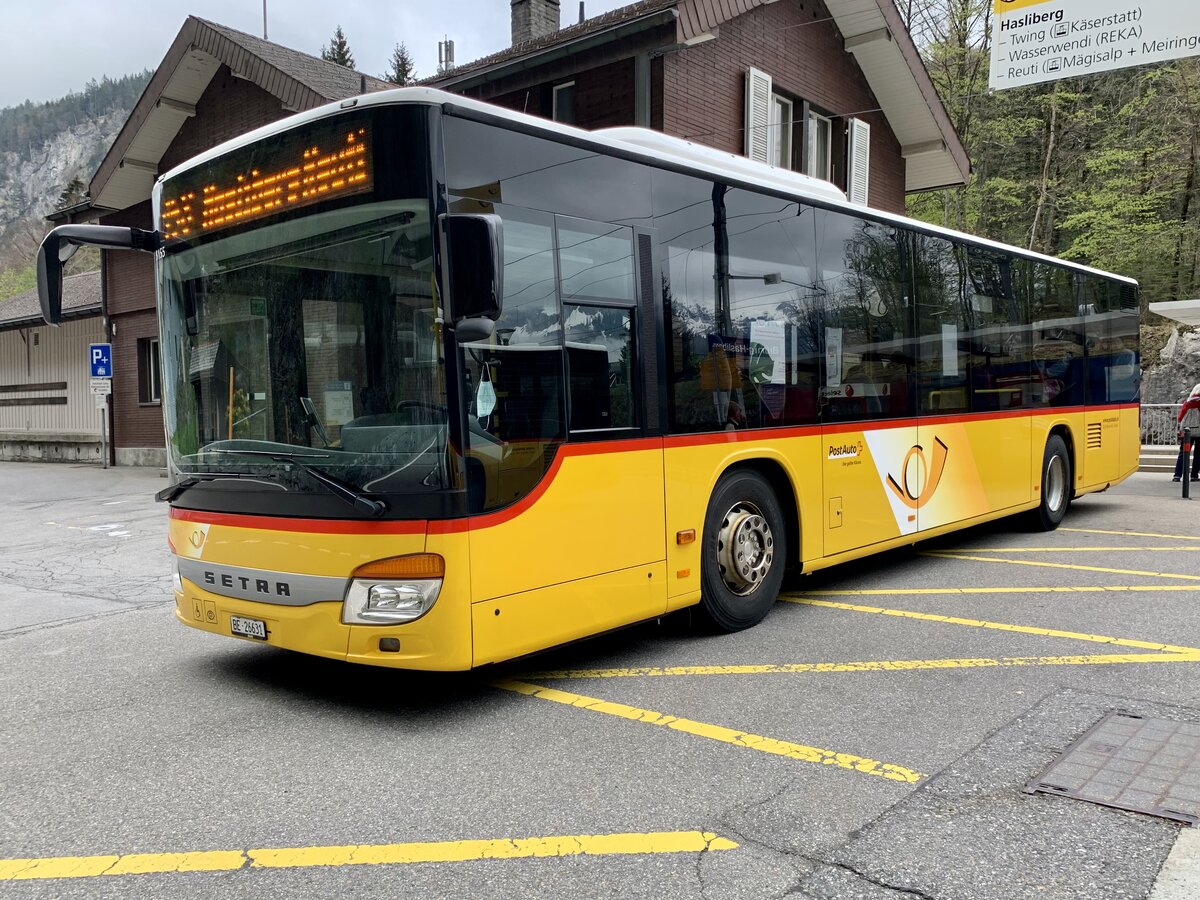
[138,337,161,403]
[770,94,793,169]
[552,81,576,124]
[807,111,833,182]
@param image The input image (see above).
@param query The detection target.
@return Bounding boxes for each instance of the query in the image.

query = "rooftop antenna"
[438,37,456,74]
[262,0,268,39]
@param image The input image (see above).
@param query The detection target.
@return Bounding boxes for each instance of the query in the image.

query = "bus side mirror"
[36,224,161,325]
[442,214,503,342]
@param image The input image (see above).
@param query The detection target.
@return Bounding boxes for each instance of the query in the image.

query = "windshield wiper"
[208,448,389,517]
[155,471,270,503]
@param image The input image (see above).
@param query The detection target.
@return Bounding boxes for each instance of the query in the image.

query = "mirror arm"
[37,224,162,325]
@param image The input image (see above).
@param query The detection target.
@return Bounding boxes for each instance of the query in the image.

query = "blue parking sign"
[89,343,113,378]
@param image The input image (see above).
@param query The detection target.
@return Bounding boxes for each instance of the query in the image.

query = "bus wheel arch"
[1033,430,1072,531]
[697,459,797,632]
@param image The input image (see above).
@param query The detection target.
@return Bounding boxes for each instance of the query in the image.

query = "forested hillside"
[0,71,152,301]
[903,0,1200,399]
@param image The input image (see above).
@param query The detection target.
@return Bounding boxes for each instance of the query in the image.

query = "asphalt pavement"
[1,461,1198,899]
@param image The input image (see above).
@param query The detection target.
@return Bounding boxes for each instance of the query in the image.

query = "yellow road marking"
[921,551,1200,581]
[954,547,1200,553]
[780,596,1200,655]
[494,679,924,783]
[522,651,1200,680]
[1060,527,1200,542]
[0,831,738,881]
[798,586,1200,595]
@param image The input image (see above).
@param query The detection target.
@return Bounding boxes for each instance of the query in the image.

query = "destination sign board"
[159,118,373,240]
[990,0,1200,91]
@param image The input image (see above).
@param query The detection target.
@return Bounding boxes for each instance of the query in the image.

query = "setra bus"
[36,87,1140,670]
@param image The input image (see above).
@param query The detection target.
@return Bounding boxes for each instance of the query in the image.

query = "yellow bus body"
[171,404,1137,670]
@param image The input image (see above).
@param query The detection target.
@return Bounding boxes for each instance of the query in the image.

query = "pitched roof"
[0,271,101,330]
[89,16,392,213]
[430,0,969,192]
[428,0,679,85]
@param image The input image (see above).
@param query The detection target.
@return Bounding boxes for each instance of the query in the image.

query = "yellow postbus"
[36,88,1139,670]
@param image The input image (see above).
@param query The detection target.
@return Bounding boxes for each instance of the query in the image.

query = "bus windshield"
[158,192,449,508]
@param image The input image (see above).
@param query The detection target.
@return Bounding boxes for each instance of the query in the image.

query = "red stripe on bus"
[169,404,1137,536]
[168,507,427,535]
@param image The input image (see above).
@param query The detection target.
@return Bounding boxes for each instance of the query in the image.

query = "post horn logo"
[189,529,206,549]
[886,437,949,510]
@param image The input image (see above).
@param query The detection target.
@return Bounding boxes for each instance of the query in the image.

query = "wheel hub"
[716,501,774,596]
[1046,453,1066,512]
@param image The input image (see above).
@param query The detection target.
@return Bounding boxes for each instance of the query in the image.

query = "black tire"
[698,469,787,632]
[1032,434,1071,531]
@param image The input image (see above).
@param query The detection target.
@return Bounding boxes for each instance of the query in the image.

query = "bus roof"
[158,86,1137,287]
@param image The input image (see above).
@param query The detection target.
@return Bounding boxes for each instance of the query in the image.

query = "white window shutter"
[847,118,871,205]
[744,68,772,163]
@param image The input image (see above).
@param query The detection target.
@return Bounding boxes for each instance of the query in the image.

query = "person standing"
[1174,383,1200,482]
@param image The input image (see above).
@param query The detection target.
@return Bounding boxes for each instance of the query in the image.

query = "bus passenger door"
[465,219,666,665]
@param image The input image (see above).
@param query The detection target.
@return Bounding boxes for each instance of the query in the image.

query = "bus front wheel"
[698,470,786,632]
[1033,434,1071,531]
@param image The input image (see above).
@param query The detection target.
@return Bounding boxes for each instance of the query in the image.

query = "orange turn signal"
[676,529,696,545]
[352,553,445,580]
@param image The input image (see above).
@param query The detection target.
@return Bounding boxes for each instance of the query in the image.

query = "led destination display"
[160,119,373,239]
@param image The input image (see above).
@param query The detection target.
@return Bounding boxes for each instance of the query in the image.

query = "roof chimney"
[511,0,561,46]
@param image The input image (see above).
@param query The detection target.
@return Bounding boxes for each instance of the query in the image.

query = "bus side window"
[912,235,969,415]
[815,208,912,423]
[965,247,1028,412]
[1013,258,1084,408]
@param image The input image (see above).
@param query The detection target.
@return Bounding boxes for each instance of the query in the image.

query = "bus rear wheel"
[698,470,786,632]
[1032,434,1071,531]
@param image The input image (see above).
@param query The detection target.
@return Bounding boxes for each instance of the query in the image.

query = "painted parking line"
[1060,527,1200,542]
[493,679,924,784]
[522,651,1200,681]
[0,831,738,881]
[955,547,1200,553]
[779,596,1200,655]
[921,552,1200,581]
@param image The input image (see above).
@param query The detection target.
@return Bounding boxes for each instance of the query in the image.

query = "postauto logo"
[885,437,950,510]
[827,440,864,460]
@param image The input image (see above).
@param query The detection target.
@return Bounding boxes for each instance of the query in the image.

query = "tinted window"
[815,208,912,422]
[565,304,635,430]
[558,218,636,303]
[912,235,970,415]
[1083,274,1139,404]
[964,247,1028,411]
[1016,258,1085,407]
[657,173,820,432]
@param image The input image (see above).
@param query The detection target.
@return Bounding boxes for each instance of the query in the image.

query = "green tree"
[56,176,87,210]
[903,0,1200,313]
[383,43,417,85]
[320,26,355,68]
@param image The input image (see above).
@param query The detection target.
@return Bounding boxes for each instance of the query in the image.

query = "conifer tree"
[383,43,417,85]
[320,26,355,68]
[56,177,87,210]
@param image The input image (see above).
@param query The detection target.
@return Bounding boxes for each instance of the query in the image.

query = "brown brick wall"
[109,309,162,449]
[161,66,293,172]
[661,0,905,213]
[483,57,635,129]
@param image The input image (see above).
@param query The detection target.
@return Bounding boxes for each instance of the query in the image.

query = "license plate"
[230,615,267,640]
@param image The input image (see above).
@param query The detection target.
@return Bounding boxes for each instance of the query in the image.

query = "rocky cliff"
[0,111,128,269]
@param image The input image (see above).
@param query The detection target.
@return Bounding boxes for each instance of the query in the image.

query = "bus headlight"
[341,554,445,625]
[342,579,441,624]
